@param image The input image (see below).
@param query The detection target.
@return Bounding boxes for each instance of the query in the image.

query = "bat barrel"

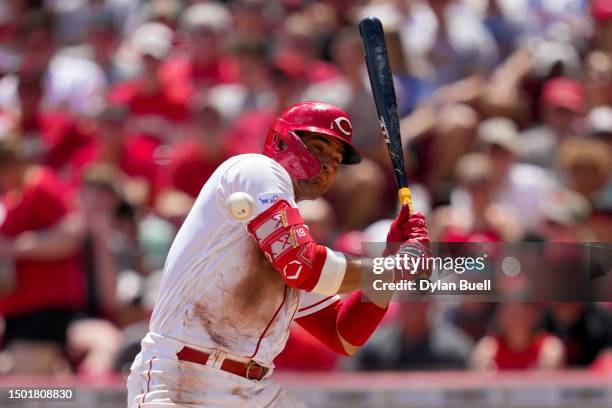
[360,17,411,209]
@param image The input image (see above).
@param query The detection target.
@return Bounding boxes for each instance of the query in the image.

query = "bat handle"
[398,187,412,213]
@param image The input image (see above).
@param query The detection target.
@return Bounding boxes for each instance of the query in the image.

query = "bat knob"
[359,17,383,32]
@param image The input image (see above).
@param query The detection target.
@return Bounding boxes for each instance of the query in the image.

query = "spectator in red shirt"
[13,69,92,171]
[222,56,309,157]
[274,13,340,84]
[110,23,189,143]
[162,2,238,94]
[0,134,85,374]
[167,100,231,198]
[432,153,523,242]
[471,303,564,370]
[70,105,163,205]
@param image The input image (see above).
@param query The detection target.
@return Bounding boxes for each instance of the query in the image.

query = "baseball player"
[127,101,429,407]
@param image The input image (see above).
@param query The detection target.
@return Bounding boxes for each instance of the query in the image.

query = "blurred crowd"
[0,0,611,378]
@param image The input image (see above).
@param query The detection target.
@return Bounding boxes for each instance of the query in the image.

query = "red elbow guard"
[337,292,387,346]
[247,200,326,290]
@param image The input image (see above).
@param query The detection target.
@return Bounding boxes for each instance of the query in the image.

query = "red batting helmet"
[263,101,361,179]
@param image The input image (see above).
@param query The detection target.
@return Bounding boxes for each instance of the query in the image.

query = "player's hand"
[398,237,432,281]
[387,206,428,243]
[405,212,429,245]
[399,218,431,281]
[386,205,410,244]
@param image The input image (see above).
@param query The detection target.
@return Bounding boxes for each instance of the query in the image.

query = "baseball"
[227,192,255,220]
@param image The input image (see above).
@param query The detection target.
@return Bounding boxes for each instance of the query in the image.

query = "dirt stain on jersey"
[174,361,207,405]
[188,302,232,348]
[185,241,289,351]
[231,385,249,399]
[231,242,287,321]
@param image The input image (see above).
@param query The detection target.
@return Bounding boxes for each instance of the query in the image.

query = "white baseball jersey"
[144,154,339,367]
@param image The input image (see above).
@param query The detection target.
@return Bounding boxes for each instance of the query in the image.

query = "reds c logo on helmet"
[332,117,352,136]
[263,101,362,180]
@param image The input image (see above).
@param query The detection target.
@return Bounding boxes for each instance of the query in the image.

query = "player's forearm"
[336,257,362,294]
[337,257,393,308]
[296,291,389,356]
[336,291,388,353]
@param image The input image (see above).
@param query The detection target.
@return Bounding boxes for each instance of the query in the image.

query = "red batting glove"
[386,205,411,244]
[384,208,429,256]
[395,238,432,282]
[401,218,432,280]
[387,207,428,243]
[405,213,429,245]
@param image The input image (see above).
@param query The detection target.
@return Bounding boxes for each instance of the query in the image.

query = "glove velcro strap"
[397,241,429,258]
[396,241,431,281]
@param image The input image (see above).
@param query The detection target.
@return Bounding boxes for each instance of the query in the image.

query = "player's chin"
[298,179,329,200]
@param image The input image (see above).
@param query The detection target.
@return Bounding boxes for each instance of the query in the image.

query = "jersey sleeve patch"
[255,192,292,213]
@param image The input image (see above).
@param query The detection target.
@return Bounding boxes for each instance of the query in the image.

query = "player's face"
[293,134,344,201]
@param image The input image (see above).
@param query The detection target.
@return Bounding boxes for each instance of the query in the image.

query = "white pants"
[126,353,307,408]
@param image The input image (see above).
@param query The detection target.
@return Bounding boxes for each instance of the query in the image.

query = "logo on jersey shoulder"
[331,117,352,136]
[258,194,280,205]
[256,192,291,212]
[283,260,303,280]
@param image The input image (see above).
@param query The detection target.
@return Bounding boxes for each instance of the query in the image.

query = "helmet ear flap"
[263,128,321,179]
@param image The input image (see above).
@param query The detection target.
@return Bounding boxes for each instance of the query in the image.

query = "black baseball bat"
[359,17,412,211]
